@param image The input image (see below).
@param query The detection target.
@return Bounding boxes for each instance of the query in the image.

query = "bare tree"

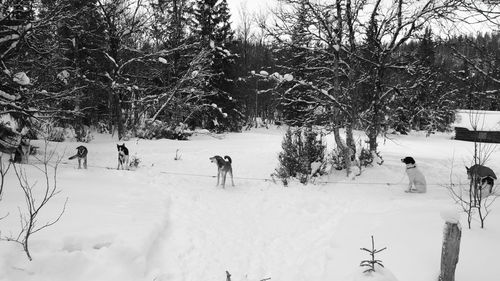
[1,141,67,260]
[447,110,498,229]
[150,47,220,123]
[95,0,150,139]
[261,0,466,175]
[236,1,254,74]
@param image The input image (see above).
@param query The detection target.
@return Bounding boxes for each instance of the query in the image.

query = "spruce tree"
[191,0,241,132]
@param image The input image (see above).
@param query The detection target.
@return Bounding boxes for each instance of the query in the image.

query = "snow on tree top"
[0,89,19,101]
[284,74,293,81]
[259,70,269,76]
[13,72,30,85]
[270,72,282,81]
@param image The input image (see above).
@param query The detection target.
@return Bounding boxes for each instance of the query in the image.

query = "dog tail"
[224,156,232,163]
[68,155,77,160]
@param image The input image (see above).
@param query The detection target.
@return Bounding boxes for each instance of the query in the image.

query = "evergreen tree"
[190,0,241,131]
[417,27,435,67]
[150,0,192,49]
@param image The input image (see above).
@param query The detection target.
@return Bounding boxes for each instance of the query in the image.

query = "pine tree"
[150,0,192,49]
[190,0,241,132]
[288,0,310,79]
[213,0,233,45]
[275,127,326,184]
[417,27,435,67]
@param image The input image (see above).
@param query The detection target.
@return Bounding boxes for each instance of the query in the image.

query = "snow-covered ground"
[0,127,499,281]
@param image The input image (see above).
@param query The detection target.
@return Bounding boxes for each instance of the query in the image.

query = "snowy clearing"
[0,127,499,281]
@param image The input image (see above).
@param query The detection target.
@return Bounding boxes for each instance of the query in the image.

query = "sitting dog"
[117,143,129,170]
[466,164,497,198]
[209,155,234,188]
[68,145,88,169]
[401,156,427,193]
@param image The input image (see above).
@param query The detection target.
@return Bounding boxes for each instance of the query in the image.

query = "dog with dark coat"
[401,156,427,193]
[466,164,497,198]
[68,145,88,169]
[117,144,129,170]
[209,155,234,188]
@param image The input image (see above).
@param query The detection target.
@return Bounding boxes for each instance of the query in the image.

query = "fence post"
[439,221,462,281]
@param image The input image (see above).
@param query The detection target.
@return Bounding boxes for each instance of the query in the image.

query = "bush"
[128,155,141,170]
[75,125,93,143]
[330,143,377,171]
[136,119,192,140]
[45,126,74,142]
[274,127,326,184]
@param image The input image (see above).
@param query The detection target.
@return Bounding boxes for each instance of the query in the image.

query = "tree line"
[0,1,499,151]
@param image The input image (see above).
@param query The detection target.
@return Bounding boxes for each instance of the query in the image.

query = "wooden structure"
[439,221,462,281]
[453,110,500,143]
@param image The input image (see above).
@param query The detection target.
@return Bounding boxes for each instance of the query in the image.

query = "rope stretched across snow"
[21,160,453,187]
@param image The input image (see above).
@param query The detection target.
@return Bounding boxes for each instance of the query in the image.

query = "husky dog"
[466,164,497,198]
[209,155,234,188]
[401,156,427,193]
[117,143,129,170]
[68,145,88,169]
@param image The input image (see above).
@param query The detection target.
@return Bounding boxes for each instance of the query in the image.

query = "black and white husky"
[117,143,129,170]
[68,145,88,169]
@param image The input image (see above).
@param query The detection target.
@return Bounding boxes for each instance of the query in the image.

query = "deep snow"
[0,127,499,281]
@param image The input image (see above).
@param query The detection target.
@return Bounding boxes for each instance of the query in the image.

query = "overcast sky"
[226,0,274,27]
[224,0,498,36]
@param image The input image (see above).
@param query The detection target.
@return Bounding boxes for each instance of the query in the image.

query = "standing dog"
[117,143,129,170]
[209,155,234,188]
[466,164,497,198]
[401,156,427,193]
[68,145,88,169]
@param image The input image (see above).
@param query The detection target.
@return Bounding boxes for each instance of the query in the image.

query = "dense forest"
[0,0,499,150]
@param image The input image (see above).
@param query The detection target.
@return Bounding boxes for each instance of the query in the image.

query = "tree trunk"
[114,92,124,140]
[439,222,461,281]
[368,119,379,153]
[108,89,114,133]
[346,122,356,153]
[332,124,351,176]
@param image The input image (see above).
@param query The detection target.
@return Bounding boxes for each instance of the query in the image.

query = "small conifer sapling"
[360,235,387,273]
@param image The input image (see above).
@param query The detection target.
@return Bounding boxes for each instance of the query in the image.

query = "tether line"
[18,160,454,186]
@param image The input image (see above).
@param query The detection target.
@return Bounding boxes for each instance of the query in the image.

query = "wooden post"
[439,221,461,281]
